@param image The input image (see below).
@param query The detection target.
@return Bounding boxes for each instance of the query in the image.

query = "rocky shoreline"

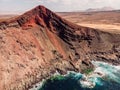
[29,61,120,90]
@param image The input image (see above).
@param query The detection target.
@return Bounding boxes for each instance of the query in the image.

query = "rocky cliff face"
[0,5,120,90]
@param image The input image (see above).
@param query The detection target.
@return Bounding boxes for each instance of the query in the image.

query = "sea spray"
[92,61,120,84]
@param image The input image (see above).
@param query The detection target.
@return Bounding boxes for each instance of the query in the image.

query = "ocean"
[31,61,120,90]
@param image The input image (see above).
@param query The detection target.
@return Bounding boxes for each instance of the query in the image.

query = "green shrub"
[83,68,94,75]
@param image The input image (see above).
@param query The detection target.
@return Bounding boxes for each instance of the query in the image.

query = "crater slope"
[0,5,120,90]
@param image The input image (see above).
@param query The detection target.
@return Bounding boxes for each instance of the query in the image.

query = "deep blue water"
[37,61,120,90]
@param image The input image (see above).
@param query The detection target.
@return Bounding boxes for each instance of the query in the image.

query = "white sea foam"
[80,80,95,88]
[92,61,120,84]
[79,61,120,88]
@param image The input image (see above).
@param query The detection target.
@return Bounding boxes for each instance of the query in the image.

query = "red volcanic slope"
[0,5,120,90]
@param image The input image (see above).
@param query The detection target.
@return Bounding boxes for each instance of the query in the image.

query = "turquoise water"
[39,61,120,90]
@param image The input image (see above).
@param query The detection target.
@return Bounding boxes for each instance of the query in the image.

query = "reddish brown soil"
[0,5,120,90]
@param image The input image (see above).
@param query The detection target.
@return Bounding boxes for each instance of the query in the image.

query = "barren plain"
[58,11,120,34]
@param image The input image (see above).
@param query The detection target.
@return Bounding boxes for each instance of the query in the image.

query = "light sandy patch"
[77,23,120,34]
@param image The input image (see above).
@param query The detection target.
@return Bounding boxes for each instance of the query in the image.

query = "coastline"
[28,60,120,90]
